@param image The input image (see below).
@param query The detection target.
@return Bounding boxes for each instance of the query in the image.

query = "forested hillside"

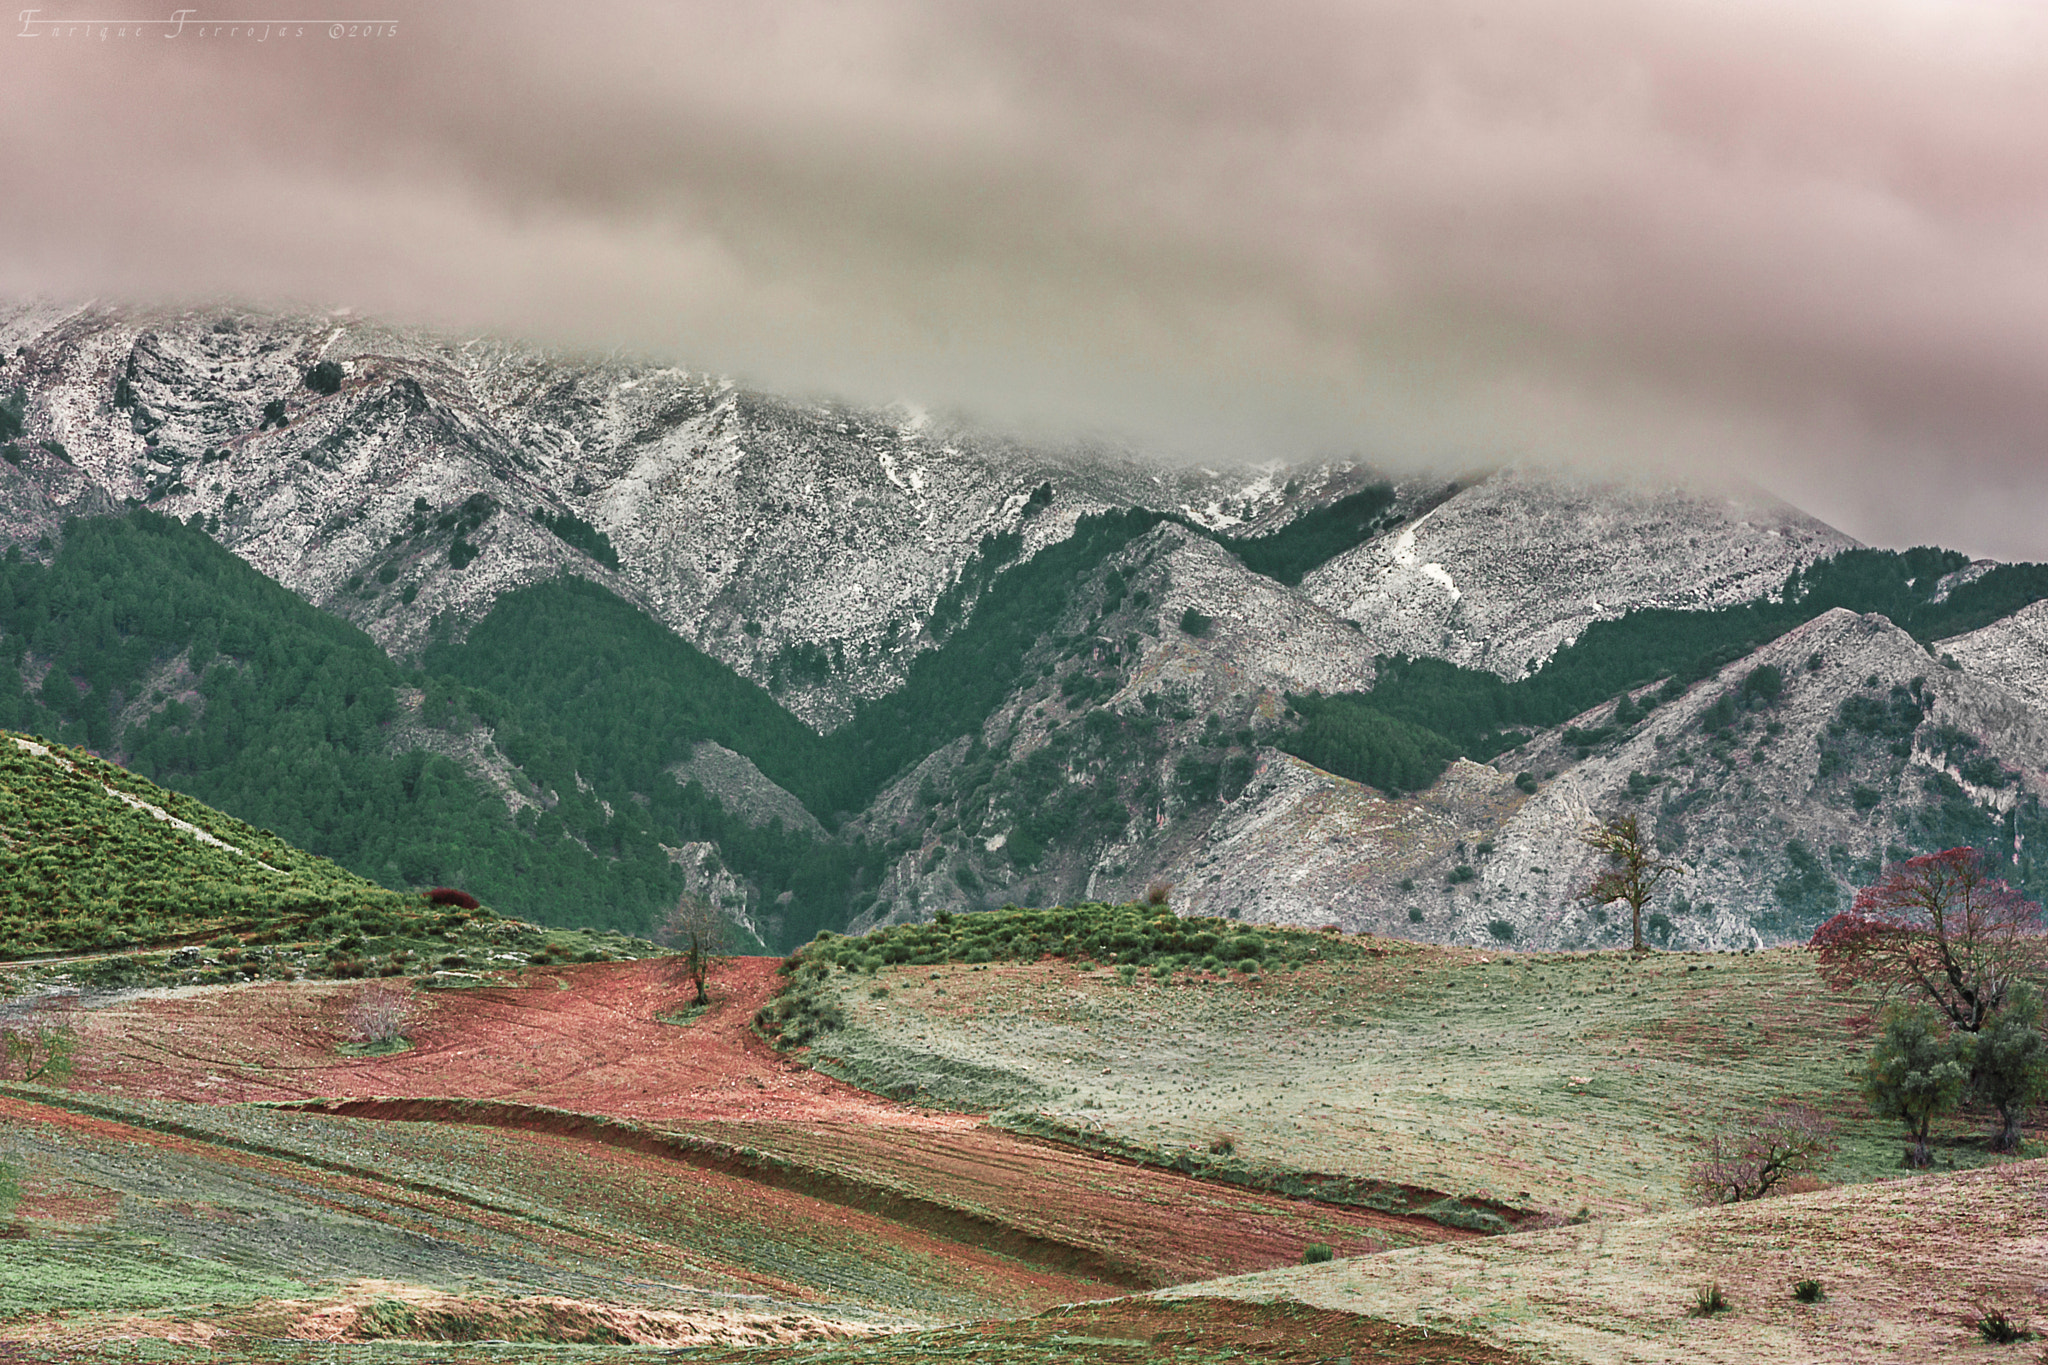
[5,498,2048,951]
[0,513,705,937]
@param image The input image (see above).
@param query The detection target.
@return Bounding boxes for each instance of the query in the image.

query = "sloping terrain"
[1170,1158,2048,1365]
[790,941,1941,1220]
[0,301,1328,725]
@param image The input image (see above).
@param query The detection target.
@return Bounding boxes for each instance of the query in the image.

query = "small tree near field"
[1972,983,2048,1153]
[1863,1002,1970,1168]
[1810,847,2046,1033]
[660,891,728,1008]
[1577,813,1683,954]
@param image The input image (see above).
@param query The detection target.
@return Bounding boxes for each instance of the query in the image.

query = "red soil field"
[72,957,936,1127]
[61,958,1470,1289]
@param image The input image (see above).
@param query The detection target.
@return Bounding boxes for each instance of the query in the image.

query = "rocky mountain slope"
[1303,466,1856,679]
[5,300,2048,953]
[0,302,1360,728]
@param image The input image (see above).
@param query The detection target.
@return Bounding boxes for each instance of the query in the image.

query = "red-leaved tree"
[1808,847,2048,1033]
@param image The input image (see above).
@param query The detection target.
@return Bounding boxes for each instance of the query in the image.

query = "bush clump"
[786,901,1381,981]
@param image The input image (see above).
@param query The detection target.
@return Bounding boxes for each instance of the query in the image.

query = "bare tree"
[660,891,728,1007]
[1577,813,1683,954]
[1684,1106,1839,1204]
[1810,846,2048,1032]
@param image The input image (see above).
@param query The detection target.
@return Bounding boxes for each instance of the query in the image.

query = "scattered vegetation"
[659,890,728,1007]
[1577,812,1684,954]
[340,979,412,1052]
[1862,1002,1971,1168]
[1792,1278,1825,1303]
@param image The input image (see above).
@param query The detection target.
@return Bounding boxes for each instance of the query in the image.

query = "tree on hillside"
[1577,813,1684,954]
[1971,983,2048,1153]
[1862,1001,1971,1168]
[1684,1105,1838,1205]
[1808,847,2047,1033]
[660,891,728,1007]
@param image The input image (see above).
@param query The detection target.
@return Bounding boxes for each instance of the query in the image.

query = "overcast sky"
[5,0,2047,558]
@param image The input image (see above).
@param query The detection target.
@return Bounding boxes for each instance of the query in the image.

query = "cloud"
[5,0,2048,556]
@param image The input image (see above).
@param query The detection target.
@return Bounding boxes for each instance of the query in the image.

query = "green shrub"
[1974,1308,2034,1344]
[304,361,345,395]
[1300,1242,1334,1264]
[1690,1283,1731,1317]
[1486,919,1515,942]
[1792,1280,1824,1304]
[1417,1198,1509,1234]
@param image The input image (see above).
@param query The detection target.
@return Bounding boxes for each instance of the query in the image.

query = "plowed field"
[19,954,1470,1354]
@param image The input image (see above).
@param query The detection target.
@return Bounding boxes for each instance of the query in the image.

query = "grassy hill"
[0,732,650,986]
[0,731,426,958]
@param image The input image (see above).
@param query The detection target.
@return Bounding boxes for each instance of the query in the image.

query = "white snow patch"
[878,450,908,490]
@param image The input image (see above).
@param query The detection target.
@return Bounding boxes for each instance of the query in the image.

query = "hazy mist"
[5,0,2047,556]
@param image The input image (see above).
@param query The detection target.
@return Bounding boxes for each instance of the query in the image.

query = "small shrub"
[1448,864,1477,884]
[1974,1307,2035,1344]
[426,887,481,910]
[1515,770,1538,795]
[1687,1106,1839,1203]
[304,360,345,395]
[1300,1242,1334,1265]
[1407,907,1424,923]
[1179,606,1213,638]
[343,981,411,1048]
[1486,919,1516,943]
[1792,1279,1825,1304]
[1144,880,1174,907]
[1418,1198,1509,1234]
[1690,1282,1730,1317]
[1208,1132,1237,1156]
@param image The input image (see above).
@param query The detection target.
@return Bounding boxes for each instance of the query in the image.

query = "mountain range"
[4,299,2046,952]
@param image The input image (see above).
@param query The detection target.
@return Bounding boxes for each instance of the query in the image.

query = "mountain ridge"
[6,302,2048,952]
